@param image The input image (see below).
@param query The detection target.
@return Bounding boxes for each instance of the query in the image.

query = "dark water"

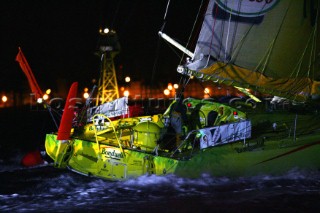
[1,108,320,212]
[1,163,320,213]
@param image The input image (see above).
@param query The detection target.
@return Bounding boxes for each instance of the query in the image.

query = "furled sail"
[186,0,320,101]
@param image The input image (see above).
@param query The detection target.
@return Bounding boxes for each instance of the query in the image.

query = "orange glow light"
[43,94,49,100]
[83,92,89,99]
[124,90,129,97]
[2,95,8,103]
[164,89,170,96]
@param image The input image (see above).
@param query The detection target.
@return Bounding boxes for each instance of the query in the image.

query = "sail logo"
[215,0,279,17]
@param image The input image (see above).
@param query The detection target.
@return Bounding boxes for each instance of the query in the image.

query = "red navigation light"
[233,111,238,115]
[187,103,192,107]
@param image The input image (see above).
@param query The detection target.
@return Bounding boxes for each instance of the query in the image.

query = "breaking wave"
[0,166,319,212]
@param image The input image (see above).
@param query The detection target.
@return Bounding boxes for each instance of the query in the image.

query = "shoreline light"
[2,95,8,103]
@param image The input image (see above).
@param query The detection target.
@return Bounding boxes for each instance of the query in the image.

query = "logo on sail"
[215,0,279,17]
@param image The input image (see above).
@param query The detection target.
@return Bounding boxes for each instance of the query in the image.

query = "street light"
[164,89,170,96]
[99,28,110,35]
[83,92,89,99]
[124,90,129,97]
[2,95,7,103]
[204,87,210,99]
[83,88,89,99]
[103,28,110,34]
[43,94,49,101]
[125,76,131,83]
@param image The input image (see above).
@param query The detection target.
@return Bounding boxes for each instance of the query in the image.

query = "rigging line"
[300,28,320,78]
[230,1,273,83]
[183,76,191,89]
[214,1,225,61]
[229,24,253,62]
[260,0,292,76]
[308,28,317,77]
[163,0,171,20]
[160,0,172,32]
[46,104,59,130]
[178,74,184,89]
[254,41,274,74]
[179,0,205,64]
[229,0,270,64]
[228,0,272,62]
[252,0,281,73]
[152,1,179,97]
[177,77,190,99]
[290,31,314,78]
[45,105,63,120]
[260,40,275,75]
[309,3,319,78]
[224,0,234,62]
[291,79,310,102]
[290,2,319,78]
[278,78,309,100]
[227,0,241,63]
[253,1,282,73]
[208,1,219,65]
[179,75,188,90]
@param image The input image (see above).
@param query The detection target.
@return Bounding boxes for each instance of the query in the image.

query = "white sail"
[186,0,320,101]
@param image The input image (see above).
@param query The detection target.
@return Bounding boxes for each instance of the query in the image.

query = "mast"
[96,28,121,105]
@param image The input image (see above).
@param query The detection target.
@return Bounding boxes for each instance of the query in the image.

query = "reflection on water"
[0,162,319,212]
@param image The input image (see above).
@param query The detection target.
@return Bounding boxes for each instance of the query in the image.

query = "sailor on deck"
[164,95,187,149]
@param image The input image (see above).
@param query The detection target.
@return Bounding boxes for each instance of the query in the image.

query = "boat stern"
[45,134,59,162]
[45,133,72,168]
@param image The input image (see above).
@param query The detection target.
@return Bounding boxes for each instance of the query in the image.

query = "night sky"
[1,0,203,94]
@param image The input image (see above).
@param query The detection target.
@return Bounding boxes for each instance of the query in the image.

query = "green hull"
[45,99,320,181]
[174,135,320,178]
[45,131,320,180]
